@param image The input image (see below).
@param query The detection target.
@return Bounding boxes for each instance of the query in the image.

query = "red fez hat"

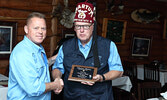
[74,0,94,23]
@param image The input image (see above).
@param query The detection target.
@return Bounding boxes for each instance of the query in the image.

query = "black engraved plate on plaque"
[68,65,97,82]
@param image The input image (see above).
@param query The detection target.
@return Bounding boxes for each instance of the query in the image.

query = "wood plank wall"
[96,0,167,65]
[0,0,53,74]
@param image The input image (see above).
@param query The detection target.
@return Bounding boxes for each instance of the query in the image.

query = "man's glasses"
[74,24,93,30]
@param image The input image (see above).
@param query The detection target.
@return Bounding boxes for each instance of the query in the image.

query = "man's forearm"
[51,69,64,94]
[52,69,62,80]
[45,69,63,93]
[48,54,57,66]
[103,70,123,81]
[44,82,56,93]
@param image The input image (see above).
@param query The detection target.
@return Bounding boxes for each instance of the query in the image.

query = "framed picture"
[0,21,17,58]
[131,35,152,59]
[163,19,167,39]
[65,34,75,39]
[102,18,127,44]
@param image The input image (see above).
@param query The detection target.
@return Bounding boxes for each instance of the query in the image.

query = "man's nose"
[39,28,43,33]
[80,26,84,32]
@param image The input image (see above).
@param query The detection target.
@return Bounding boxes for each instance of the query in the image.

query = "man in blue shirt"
[52,0,123,100]
[7,12,63,100]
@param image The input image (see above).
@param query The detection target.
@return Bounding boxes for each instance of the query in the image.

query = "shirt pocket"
[36,64,45,78]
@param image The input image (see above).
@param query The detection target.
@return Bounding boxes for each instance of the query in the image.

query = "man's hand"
[53,78,64,94]
[81,81,95,86]
[80,74,103,86]
[93,74,103,82]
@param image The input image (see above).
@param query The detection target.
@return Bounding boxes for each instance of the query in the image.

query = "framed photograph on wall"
[0,21,17,58]
[131,35,152,59]
[163,19,167,39]
[102,18,127,44]
[65,34,75,39]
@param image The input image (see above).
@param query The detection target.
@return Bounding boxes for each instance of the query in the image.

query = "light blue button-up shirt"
[7,36,51,100]
[52,37,123,74]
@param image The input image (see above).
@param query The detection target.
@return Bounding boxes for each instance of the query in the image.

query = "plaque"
[68,65,97,82]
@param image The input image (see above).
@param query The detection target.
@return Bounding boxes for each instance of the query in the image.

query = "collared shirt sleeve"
[108,41,123,71]
[52,45,65,74]
[9,51,45,96]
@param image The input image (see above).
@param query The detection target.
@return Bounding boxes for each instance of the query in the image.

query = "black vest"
[62,36,114,100]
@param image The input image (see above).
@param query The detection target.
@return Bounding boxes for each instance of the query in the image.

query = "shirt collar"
[24,35,44,53]
[78,37,92,48]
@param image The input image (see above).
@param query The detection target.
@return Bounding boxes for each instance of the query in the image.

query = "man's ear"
[24,25,28,34]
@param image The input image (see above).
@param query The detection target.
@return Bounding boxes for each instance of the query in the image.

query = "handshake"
[46,78,64,94]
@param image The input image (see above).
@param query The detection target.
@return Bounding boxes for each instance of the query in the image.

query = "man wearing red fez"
[52,0,123,100]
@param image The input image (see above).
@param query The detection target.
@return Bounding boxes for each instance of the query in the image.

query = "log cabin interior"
[0,0,167,99]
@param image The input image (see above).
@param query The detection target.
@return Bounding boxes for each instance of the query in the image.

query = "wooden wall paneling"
[96,0,167,64]
[163,40,167,63]
[46,29,53,36]
[0,9,29,18]
[0,60,9,75]
[127,28,161,35]
[0,0,53,75]
[0,0,52,13]
[17,36,24,43]
[17,27,25,36]
[46,19,52,29]
[127,23,162,30]
[50,20,58,56]
[50,0,59,57]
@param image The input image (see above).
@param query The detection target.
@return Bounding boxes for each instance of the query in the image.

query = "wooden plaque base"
[68,65,97,82]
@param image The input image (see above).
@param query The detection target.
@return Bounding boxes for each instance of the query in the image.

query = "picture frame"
[163,19,167,39]
[65,34,75,39]
[0,21,17,58]
[68,65,97,83]
[102,18,127,44]
[131,35,152,59]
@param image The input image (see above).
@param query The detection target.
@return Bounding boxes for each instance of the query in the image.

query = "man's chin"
[80,39,89,44]
[35,40,43,45]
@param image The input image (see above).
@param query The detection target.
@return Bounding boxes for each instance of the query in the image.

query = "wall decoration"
[102,18,127,44]
[52,0,75,29]
[65,34,75,39]
[105,0,125,15]
[163,19,167,39]
[0,21,17,58]
[131,35,152,59]
[131,9,160,24]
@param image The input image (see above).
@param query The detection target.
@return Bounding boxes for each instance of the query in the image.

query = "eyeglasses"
[74,24,93,30]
